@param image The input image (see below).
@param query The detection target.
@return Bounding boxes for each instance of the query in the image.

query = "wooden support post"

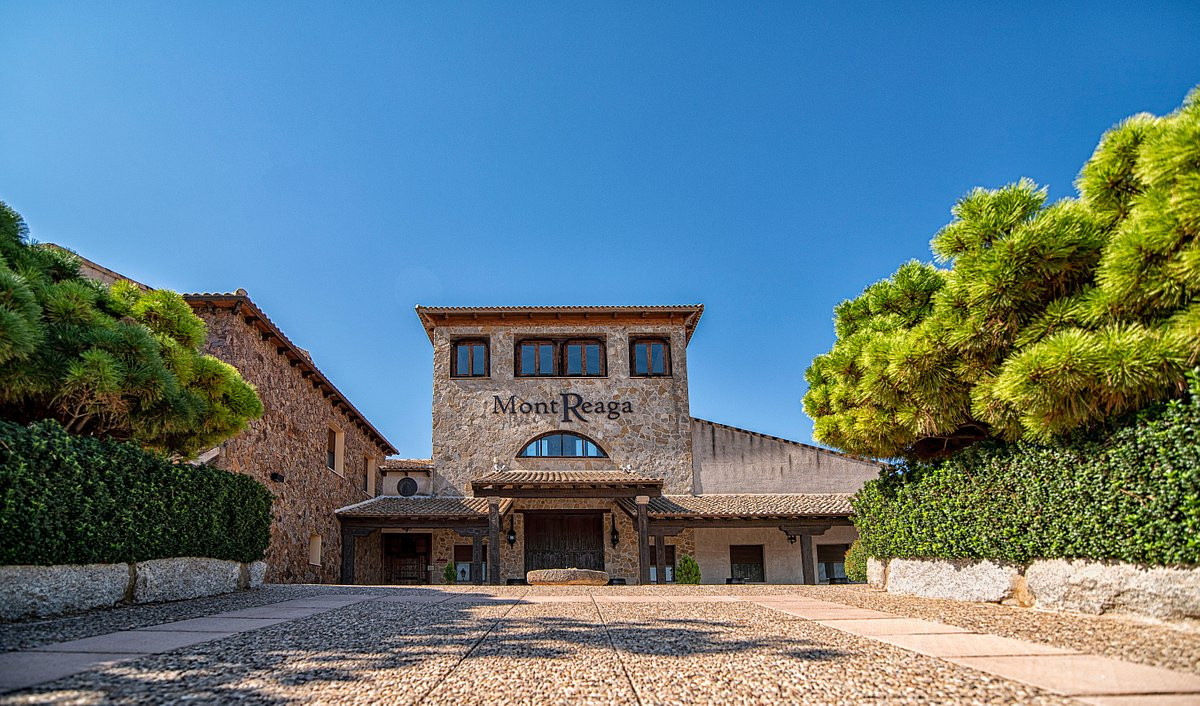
[800,533,815,585]
[471,532,483,586]
[341,527,356,585]
[636,495,650,585]
[488,499,501,585]
[655,533,666,585]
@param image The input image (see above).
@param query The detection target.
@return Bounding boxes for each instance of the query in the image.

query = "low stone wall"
[0,558,268,621]
[867,557,1200,624]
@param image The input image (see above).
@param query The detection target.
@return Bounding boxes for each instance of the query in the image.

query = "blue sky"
[2,2,1198,457]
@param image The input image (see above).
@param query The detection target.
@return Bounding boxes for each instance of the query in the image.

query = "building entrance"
[384,533,432,584]
[523,512,604,572]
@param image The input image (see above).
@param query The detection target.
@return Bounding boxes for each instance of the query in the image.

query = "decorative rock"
[0,563,130,620]
[867,558,887,589]
[1025,559,1200,621]
[134,558,242,603]
[248,561,268,589]
[886,558,1022,603]
[526,568,609,585]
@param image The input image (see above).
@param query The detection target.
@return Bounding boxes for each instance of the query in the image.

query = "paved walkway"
[1,587,1198,704]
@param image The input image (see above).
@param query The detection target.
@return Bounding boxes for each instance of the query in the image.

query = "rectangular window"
[729,544,764,583]
[817,543,851,584]
[363,456,377,495]
[326,426,344,474]
[308,534,322,566]
[518,340,557,376]
[564,340,604,376]
[452,340,488,377]
[631,338,670,377]
[649,544,676,583]
[453,544,486,583]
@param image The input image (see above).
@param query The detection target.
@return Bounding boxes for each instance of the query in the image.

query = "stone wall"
[195,307,392,584]
[430,323,694,495]
[691,419,880,494]
[868,557,1200,625]
[0,558,268,620]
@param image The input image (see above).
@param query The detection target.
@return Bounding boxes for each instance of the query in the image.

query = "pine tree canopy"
[804,86,1200,460]
[0,202,263,457]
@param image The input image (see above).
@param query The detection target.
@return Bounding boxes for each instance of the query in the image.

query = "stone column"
[488,498,501,585]
[800,534,815,585]
[636,495,650,585]
[340,526,356,585]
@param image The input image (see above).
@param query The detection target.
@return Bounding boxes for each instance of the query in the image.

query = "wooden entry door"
[384,533,432,584]
[524,513,605,572]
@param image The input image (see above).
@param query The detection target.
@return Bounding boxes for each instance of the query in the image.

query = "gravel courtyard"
[2,585,1198,705]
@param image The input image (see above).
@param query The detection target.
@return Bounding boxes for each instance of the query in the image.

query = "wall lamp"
[610,514,620,548]
[506,516,517,546]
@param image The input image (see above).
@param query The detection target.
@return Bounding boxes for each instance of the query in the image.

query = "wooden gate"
[384,533,431,584]
[523,512,604,572]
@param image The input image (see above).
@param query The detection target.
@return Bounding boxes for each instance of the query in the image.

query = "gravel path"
[0,588,1085,705]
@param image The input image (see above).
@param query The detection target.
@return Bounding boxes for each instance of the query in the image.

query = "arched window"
[518,432,608,458]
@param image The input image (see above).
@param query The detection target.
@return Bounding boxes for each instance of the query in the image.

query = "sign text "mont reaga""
[493,393,634,422]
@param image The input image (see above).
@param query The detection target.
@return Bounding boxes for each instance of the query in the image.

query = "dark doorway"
[523,512,604,572]
[384,533,432,584]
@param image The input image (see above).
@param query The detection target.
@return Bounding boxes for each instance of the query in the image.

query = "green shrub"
[442,561,457,584]
[852,371,1200,567]
[676,554,701,584]
[843,539,868,583]
[0,418,272,565]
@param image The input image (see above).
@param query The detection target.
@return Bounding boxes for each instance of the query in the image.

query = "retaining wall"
[0,558,268,621]
[868,557,1200,625]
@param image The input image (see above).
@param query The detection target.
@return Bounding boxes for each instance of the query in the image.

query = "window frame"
[326,425,344,475]
[451,338,490,378]
[515,339,559,377]
[562,338,606,377]
[629,337,671,377]
[649,544,676,583]
[729,544,765,583]
[517,431,609,458]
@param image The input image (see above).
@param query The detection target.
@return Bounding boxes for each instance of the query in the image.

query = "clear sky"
[2,2,1197,457]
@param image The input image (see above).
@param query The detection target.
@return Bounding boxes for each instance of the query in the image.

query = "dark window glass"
[730,545,764,582]
[649,545,676,583]
[565,340,604,376]
[452,340,488,377]
[326,429,337,469]
[631,339,670,377]
[518,432,608,458]
[518,341,556,376]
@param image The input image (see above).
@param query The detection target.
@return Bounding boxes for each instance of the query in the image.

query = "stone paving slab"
[948,654,1200,697]
[137,616,291,632]
[210,605,329,619]
[874,632,1080,657]
[0,651,145,694]
[760,604,896,620]
[816,617,971,635]
[29,630,235,655]
[1076,696,1200,706]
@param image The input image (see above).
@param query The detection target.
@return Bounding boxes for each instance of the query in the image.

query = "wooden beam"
[637,499,650,585]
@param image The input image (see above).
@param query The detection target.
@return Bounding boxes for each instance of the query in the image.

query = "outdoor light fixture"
[787,534,797,545]
[610,514,620,547]
[506,516,516,546]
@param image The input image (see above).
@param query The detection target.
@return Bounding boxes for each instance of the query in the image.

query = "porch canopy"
[471,470,664,498]
[615,493,855,584]
[336,496,512,585]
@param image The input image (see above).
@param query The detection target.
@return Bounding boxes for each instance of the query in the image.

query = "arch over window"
[518,431,608,458]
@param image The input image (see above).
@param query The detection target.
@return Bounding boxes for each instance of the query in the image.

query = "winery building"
[337,305,881,586]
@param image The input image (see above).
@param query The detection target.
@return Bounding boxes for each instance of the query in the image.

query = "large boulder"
[867,558,888,589]
[134,557,242,603]
[0,563,130,619]
[1025,559,1200,621]
[527,568,609,586]
[886,558,1022,603]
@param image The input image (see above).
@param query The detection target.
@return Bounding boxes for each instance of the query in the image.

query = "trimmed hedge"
[843,539,868,583]
[0,419,272,565]
[853,372,1200,567]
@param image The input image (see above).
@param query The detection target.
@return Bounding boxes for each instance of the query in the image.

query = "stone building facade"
[338,305,882,586]
[187,293,397,584]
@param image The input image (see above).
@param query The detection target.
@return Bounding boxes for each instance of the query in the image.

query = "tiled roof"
[414,305,704,343]
[381,458,433,471]
[184,291,397,455]
[617,494,854,518]
[335,496,510,518]
[472,470,664,486]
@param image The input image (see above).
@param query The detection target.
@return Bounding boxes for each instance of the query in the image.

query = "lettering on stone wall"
[492,393,634,422]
